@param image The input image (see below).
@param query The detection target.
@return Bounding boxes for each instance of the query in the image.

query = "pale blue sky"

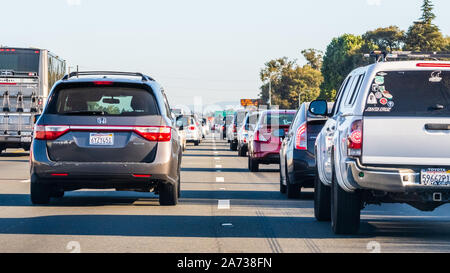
[2,0,449,106]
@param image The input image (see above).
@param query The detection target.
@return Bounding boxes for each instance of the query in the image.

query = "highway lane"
[0,136,450,253]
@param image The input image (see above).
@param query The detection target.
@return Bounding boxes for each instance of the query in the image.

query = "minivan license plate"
[421,169,450,186]
[89,133,114,146]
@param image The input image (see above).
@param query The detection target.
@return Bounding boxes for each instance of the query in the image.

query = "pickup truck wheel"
[159,181,178,206]
[314,168,331,221]
[286,167,301,199]
[331,167,361,235]
[279,167,286,194]
[30,180,51,205]
[248,156,259,172]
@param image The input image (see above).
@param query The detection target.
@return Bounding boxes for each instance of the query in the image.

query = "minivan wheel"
[314,168,331,222]
[30,179,51,205]
[286,166,301,199]
[248,156,259,172]
[51,189,65,198]
[159,181,178,206]
[331,166,361,235]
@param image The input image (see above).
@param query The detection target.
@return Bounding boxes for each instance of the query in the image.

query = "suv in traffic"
[311,59,450,234]
[30,71,182,206]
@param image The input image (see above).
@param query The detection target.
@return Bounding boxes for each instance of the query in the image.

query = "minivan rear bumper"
[31,140,178,187]
[345,158,450,194]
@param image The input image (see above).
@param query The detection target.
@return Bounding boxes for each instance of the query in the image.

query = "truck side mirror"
[309,100,328,116]
[33,114,41,124]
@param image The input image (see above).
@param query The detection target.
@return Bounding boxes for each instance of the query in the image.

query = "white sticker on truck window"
[375,76,385,85]
[367,93,378,104]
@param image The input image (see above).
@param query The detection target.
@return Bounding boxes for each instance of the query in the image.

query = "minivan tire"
[159,181,178,206]
[331,165,361,235]
[314,168,331,221]
[30,179,51,205]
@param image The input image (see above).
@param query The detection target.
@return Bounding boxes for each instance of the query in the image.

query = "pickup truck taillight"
[189,126,196,131]
[348,120,363,157]
[295,122,307,150]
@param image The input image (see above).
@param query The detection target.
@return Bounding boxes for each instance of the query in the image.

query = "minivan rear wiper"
[62,111,106,116]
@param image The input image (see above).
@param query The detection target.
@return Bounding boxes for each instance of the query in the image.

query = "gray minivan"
[30,71,182,206]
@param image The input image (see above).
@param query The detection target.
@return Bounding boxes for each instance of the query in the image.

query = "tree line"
[259,0,450,108]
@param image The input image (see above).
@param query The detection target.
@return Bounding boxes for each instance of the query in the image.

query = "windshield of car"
[262,113,295,126]
[364,70,450,117]
[48,87,159,116]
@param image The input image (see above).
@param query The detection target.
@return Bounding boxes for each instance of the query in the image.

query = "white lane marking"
[216,177,225,182]
[214,157,221,160]
[222,223,233,227]
[21,179,31,183]
[215,165,222,169]
[219,188,226,191]
[214,152,219,154]
[218,200,230,209]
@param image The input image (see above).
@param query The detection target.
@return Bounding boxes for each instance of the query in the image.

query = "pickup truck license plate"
[421,169,450,186]
[89,133,114,146]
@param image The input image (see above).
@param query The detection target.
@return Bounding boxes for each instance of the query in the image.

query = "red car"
[248,110,296,172]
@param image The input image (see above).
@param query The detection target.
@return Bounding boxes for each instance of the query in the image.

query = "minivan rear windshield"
[47,87,159,116]
[364,71,450,117]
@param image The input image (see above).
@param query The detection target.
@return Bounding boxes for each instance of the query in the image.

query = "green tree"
[320,34,375,100]
[363,26,405,51]
[259,56,323,109]
[301,49,323,70]
[404,0,446,51]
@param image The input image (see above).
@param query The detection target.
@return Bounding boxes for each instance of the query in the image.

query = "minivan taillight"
[295,122,307,150]
[34,125,70,140]
[348,120,363,157]
[134,126,171,142]
[254,130,268,142]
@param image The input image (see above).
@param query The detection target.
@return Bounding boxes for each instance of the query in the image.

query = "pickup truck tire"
[279,169,287,194]
[331,166,361,235]
[248,156,259,172]
[159,181,178,206]
[314,168,331,221]
[30,178,51,205]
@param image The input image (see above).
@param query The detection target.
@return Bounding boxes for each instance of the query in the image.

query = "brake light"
[133,174,152,178]
[189,126,196,131]
[295,122,307,150]
[51,173,69,177]
[233,124,237,133]
[348,120,363,157]
[134,126,171,142]
[34,125,70,140]
[417,63,450,68]
[93,81,114,85]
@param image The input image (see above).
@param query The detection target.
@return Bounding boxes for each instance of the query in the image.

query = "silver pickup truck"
[310,58,450,234]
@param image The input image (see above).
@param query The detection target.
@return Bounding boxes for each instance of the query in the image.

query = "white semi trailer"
[0,47,66,154]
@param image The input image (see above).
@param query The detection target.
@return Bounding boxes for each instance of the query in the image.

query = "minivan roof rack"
[364,51,450,63]
[62,71,155,81]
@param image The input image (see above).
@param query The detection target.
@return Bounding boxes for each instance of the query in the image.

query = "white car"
[311,53,450,235]
[177,115,202,146]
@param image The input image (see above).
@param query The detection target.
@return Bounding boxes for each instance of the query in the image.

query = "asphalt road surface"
[0,136,450,253]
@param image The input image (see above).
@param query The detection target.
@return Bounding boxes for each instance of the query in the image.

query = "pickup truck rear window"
[364,71,450,117]
[47,87,159,116]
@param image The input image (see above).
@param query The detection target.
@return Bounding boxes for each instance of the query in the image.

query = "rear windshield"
[47,87,159,116]
[364,71,450,117]
[176,116,190,127]
[262,113,295,126]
